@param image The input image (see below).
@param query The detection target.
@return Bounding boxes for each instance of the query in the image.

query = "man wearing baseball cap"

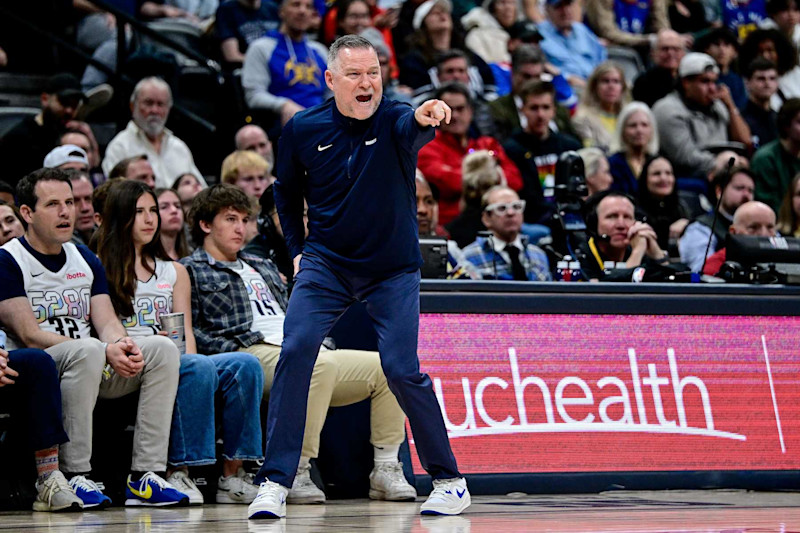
[0,73,87,188]
[652,52,751,179]
[43,145,90,172]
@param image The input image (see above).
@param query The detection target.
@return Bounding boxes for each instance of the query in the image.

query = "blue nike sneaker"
[420,477,471,515]
[125,472,190,507]
[69,475,112,509]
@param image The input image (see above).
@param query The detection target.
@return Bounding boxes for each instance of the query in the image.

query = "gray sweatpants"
[45,336,180,473]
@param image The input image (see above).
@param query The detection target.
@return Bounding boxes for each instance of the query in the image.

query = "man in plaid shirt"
[461,185,552,280]
[181,184,417,506]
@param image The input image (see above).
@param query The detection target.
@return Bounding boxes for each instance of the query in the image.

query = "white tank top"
[2,239,94,349]
[122,259,176,337]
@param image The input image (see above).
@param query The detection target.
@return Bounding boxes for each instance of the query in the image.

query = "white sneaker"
[287,464,325,504]
[369,462,417,501]
[420,478,470,516]
[217,467,259,504]
[247,480,289,519]
[33,471,84,512]
[167,470,204,505]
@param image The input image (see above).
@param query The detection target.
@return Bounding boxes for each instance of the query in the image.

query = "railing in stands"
[0,1,219,133]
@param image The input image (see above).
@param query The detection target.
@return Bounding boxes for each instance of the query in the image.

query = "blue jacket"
[274,97,434,277]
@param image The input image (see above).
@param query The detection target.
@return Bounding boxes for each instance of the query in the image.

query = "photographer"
[577,190,669,281]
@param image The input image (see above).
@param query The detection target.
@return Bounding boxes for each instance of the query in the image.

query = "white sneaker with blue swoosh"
[248,479,289,519]
[420,477,470,515]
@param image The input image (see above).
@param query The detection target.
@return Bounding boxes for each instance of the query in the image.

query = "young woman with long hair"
[155,188,191,260]
[95,180,264,506]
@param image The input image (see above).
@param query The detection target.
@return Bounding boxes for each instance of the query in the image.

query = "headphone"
[583,190,637,239]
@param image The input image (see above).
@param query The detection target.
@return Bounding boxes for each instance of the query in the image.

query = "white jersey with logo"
[122,259,176,337]
[230,259,285,346]
[2,239,93,349]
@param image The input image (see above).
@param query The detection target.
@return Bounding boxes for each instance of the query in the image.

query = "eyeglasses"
[485,200,526,214]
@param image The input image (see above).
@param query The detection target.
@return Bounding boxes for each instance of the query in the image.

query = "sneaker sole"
[216,492,255,504]
[420,494,471,516]
[82,500,111,509]
[369,488,417,501]
[125,498,190,507]
[32,501,83,512]
[248,509,285,519]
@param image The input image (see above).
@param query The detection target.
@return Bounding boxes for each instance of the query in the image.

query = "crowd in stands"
[3,0,800,512]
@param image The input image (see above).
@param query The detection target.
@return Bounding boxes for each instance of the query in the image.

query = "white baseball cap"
[678,52,720,78]
[43,144,89,169]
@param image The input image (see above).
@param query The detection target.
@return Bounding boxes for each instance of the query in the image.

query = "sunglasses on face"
[485,200,526,214]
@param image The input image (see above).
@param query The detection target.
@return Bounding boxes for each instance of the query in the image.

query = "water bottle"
[568,260,582,282]
[554,260,567,281]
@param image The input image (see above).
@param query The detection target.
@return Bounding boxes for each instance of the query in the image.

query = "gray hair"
[327,35,376,72]
[577,147,607,178]
[130,76,173,106]
[613,101,659,154]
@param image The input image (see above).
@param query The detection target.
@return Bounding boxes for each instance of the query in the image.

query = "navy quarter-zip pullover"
[274,96,434,277]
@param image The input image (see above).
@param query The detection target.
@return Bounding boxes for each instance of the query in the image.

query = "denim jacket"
[181,248,289,355]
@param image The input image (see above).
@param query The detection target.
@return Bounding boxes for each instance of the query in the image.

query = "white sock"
[373,444,400,464]
[298,456,311,469]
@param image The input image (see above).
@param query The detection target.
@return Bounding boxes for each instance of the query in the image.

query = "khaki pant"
[245,344,405,459]
[46,336,180,473]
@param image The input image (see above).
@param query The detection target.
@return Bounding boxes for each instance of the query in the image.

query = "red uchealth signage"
[409,314,800,474]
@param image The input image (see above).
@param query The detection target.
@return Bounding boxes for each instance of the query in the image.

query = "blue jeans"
[2,349,69,451]
[168,352,264,466]
[257,253,461,487]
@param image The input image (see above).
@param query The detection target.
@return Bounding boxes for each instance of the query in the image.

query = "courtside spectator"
[695,27,747,109]
[702,200,777,275]
[751,98,800,213]
[0,342,83,511]
[235,124,274,167]
[489,45,577,141]
[0,168,185,508]
[503,80,581,211]
[0,200,24,246]
[182,184,417,505]
[739,29,800,103]
[778,172,800,236]
[577,147,613,196]
[0,182,15,204]
[652,52,751,179]
[102,77,207,189]
[679,166,755,271]
[43,145,89,172]
[417,83,522,225]
[221,151,271,200]
[157,188,194,259]
[64,170,96,246]
[571,62,630,152]
[242,0,328,126]
[109,155,157,189]
[585,0,670,48]
[461,185,551,280]
[537,0,607,87]
[216,0,281,64]
[172,173,205,214]
[400,0,497,97]
[742,57,781,149]
[446,150,506,247]
[461,0,518,65]
[96,179,264,506]
[632,29,686,107]
[0,74,85,187]
[608,101,659,195]
[637,155,691,249]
